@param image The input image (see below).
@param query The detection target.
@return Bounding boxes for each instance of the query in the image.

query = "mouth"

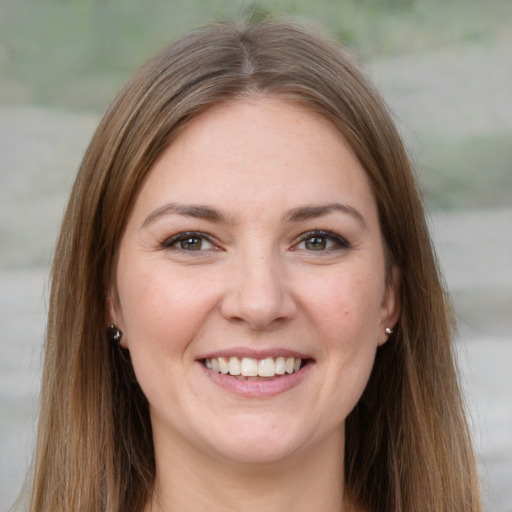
[201,356,309,380]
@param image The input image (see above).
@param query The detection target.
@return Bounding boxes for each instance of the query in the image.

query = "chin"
[212,439,301,466]
[199,415,313,466]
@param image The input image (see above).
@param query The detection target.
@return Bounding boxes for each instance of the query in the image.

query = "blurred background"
[0,0,511,510]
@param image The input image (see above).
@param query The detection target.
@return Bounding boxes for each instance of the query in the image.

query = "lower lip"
[199,361,313,398]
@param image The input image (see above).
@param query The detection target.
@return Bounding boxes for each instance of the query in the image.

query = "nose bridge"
[221,241,296,329]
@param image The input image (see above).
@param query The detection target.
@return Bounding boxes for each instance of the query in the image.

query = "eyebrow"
[284,202,367,229]
[141,202,230,228]
[141,201,367,229]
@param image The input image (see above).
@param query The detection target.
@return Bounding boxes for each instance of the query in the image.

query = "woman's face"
[114,97,399,465]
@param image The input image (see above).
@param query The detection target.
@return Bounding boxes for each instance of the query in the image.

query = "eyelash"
[161,230,350,252]
[161,231,216,251]
[293,230,351,252]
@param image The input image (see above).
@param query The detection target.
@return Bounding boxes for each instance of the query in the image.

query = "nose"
[219,250,297,330]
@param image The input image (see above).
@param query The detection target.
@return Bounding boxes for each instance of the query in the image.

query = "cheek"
[303,268,383,387]
[302,268,384,341]
[116,266,210,401]
[117,263,211,355]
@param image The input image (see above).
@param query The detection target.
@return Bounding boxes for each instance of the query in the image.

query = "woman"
[26,19,482,512]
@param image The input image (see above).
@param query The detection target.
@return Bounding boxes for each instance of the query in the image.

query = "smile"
[203,356,304,379]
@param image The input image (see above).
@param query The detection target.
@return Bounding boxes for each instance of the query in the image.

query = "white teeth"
[241,357,259,377]
[218,357,229,374]
[204,356,304,378]
[228,357,241,375]
[258,357,275,377]
[275,356,286,375]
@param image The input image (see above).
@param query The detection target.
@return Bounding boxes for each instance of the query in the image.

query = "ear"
[378,266,401,346]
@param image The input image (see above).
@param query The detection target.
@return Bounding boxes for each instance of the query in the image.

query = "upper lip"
[196,347,313,361]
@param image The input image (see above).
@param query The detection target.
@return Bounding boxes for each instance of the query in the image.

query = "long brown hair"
[26,19,481,512]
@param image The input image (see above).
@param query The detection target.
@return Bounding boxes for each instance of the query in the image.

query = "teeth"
[204,356,304,378]
[275,356,286,375]
[218,357,229,374]
[258,357,275,377]
[241,357,258,377]
[228,357,241,375]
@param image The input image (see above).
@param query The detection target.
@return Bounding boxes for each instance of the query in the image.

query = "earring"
[385,327,394,335]
[107,324,123,346]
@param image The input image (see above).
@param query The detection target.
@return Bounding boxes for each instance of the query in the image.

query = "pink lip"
[198,359,314,398]
[197,347,312,360]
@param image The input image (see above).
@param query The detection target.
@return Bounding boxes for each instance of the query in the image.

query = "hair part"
[27,18,481,512]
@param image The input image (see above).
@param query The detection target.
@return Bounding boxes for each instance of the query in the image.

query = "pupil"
[182,237,201,250]
[306,236,326,250]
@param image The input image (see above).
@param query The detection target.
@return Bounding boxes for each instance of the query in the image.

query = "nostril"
[218,265,297,329]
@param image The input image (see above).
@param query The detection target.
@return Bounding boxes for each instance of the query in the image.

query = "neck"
[146,427,358,512]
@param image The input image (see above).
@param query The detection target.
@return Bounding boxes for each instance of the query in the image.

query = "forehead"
[132,97,378,224]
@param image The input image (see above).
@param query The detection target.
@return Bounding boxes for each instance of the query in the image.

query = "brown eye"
[162,232,216,251]
[180,237,203,250]
[304,236,327,250]
[293,230,350,252]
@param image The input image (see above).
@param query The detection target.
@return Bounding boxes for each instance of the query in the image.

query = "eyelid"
[161,231,219,251]
[292,230,351,251]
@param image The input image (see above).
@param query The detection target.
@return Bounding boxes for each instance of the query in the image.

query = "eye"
[162,232,216,251]
[293,230,350,252]
[304,235,329,251]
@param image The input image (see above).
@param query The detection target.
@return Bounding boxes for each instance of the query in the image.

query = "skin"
[113,97,400,511]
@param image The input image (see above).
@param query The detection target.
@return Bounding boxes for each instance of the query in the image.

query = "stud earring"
[107,324,123,346]
[385,327,394,335]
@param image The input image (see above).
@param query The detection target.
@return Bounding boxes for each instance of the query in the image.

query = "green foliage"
[244,2,275,24]
[1,0,506,109]
[422,134,512,210]
[0,0,510,209]
[362,0,417,11]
